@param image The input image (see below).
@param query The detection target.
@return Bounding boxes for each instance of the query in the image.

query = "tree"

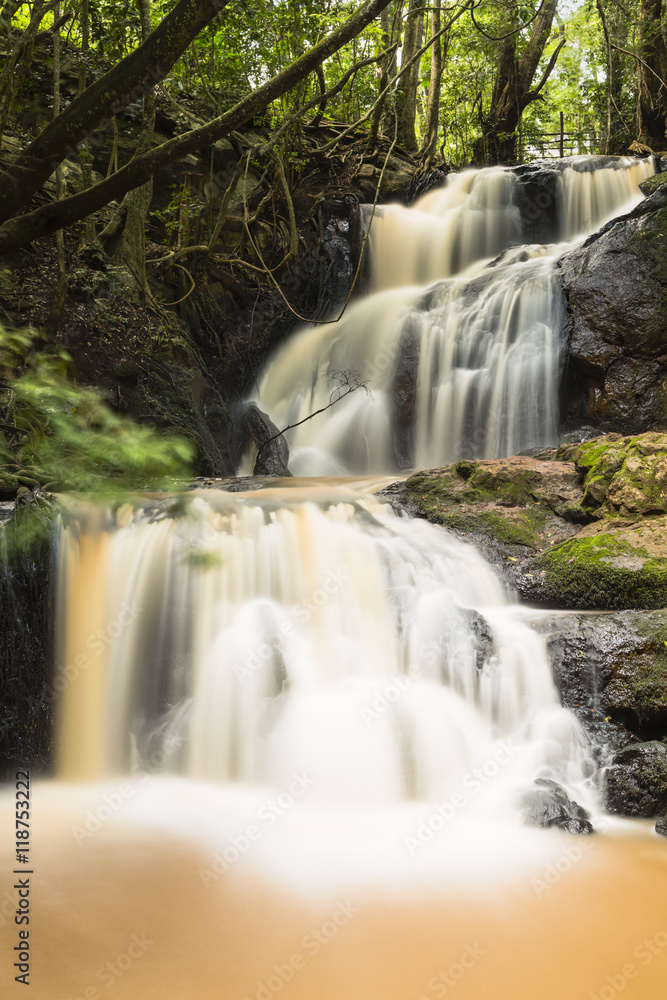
[473,0,566,164]
[395,0,426,150]
[0,0,394,255]
[420,0,444,167]
[637,0,667,149]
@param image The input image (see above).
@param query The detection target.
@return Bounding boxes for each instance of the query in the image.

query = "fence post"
[559,112,565,158]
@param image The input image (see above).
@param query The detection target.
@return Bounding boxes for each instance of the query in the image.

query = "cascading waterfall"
[57,485,594,821]
[54,157,657,820]
[244,156,654,476]
[9,158,667,999]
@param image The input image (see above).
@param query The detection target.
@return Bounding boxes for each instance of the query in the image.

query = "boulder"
[656,815,667,836]
[534,610,667,751]
[559,189,667,434]
[401,433,667,610]
[233,402,292,478]
[604,741,667,817]
[519,778,594,834]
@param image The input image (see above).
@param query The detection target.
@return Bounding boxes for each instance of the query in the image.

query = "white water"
[58,486,593,824]
[244,157,653,475]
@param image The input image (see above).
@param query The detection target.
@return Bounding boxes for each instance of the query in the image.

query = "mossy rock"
[405,457,583,551]
[535,518,667,610]
[557,432,667,517]
[0,471,20,499]
[639,173,667,196]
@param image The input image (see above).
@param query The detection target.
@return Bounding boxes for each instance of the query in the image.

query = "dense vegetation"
[0,0,665,491]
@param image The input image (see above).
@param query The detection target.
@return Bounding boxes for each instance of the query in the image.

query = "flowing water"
[2,157,666,998]
[244,156,653,475]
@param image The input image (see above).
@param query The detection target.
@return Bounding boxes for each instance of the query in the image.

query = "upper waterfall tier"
[244,156,655,477]
[369,156,654,290]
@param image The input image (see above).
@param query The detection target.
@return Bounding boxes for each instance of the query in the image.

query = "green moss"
[428,508,544,547]
[639,174,667,196]
[634,656,667,708]
[537,532,667,610]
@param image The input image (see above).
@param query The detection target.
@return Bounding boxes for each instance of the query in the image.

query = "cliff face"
[558,179,667,436]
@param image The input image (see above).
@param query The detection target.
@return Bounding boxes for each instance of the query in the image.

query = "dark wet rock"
[405,168,448,206]
[513,163,562,244]
[321,194,363,313]
[233,402,292,477]
[558,192,667,434]
[391,317,420,468]
[558,426,604,445]
[520,778,594,834]
[533,610,667,753]
[460,609,494,669]
[604,741,667,817]
[656,815,667,836]
[0,518,56,779]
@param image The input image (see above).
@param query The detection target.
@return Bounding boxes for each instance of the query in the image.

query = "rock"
[639,172,667,195]
[403,434,667,610]
[557,432,667,517]
[533,518,667,610]
[234,402,292,477]
[534,610,667,751]
[519,778,594,834]
[405,455,585,549]
[558,193,667,434]
[513,162,562,244]
[405,168,448,206]
[604,741,667,817]
[391,316,420,468]
[656,815,667,836]
[321,194,362,314]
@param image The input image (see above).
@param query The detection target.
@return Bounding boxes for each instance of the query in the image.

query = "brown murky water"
[1,782,666,999]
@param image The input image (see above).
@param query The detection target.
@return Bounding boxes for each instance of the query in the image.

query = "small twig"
[256,370,370,457]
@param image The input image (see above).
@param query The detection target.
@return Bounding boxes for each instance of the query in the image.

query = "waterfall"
[56,485,594,822]
[244,156,654,476]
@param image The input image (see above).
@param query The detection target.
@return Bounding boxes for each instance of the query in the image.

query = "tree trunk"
[0,0,394,256]
[45,0,68,338]
[367,7,391,150]
[474,0,564,164]
[77,0,97,244]
[420,0,443,167]
[0,0,234,224]
[395,0,424,151]
[637,0,667,149]
[111,0,156,296]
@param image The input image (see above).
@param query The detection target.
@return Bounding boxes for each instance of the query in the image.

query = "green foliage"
[0,327,193,503]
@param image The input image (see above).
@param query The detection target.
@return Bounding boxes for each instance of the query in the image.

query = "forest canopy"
[1,0,665,251]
